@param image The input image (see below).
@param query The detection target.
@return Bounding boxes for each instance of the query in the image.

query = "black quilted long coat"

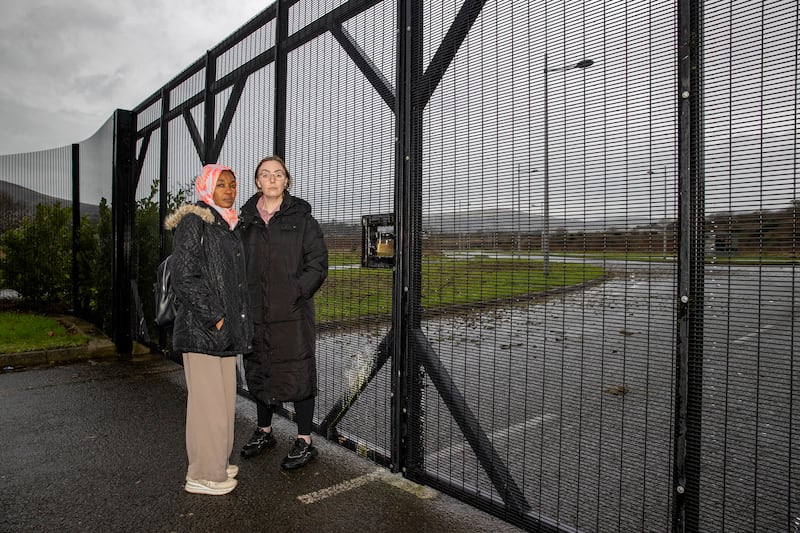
[238,192,328,404]
[166,202,253,357]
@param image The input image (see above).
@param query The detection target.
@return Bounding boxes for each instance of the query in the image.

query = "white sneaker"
[185,465,237,482]
[184,477,237,495]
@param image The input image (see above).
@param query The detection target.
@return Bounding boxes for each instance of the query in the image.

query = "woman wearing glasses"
[238,155,328,470]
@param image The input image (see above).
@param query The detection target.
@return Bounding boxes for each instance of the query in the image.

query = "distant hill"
[0,180,100,221]
[319,208,658,235]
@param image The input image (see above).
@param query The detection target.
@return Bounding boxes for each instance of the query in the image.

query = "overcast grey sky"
[0,0,270,156]
[1,0,793,219]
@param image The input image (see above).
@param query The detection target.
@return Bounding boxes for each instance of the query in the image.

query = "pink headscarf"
[195,164,238,230]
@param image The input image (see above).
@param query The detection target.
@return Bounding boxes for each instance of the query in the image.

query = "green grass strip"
[0,312,89,354]
[316,257,605,323]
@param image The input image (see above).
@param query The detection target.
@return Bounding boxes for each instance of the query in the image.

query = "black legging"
[256,396,315,436]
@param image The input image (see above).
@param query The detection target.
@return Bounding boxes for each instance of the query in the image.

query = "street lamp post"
[662,164,668,259]
[457,200,470,251]
[543,55,594,275]
[518,163,522,256]
[516,163,538,257]
[649,164,669,259]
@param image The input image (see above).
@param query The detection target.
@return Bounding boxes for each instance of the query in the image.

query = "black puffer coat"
[239,192,328,404]
[166,202,253,357]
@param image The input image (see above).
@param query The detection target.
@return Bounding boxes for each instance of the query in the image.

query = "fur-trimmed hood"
[164,203,216,231]
[166,201,252,357]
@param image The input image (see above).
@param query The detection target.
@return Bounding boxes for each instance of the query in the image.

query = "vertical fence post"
[407,0,425,478]
[203,52,216,165]
[391,0,412,474]
[71,143,80,315]
[112,109,136,357]
[158,88,170,350]
[273,0,288,159]
[391,0,424,476]
[673,0,704,530]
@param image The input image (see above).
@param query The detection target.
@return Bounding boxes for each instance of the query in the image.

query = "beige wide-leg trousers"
[182,352,236,482]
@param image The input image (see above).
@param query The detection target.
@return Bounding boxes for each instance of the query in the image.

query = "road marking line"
[297,468,437,504]
[298,416,559,505]
[424,413,559,466]
[298,470,382,504]
[732,324,776,345]
[491,413,559,442]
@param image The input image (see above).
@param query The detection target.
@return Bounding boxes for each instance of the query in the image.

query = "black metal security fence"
[0,115,126,332]
[0,0,797,531]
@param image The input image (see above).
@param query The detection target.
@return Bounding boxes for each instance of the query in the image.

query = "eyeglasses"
[257,171,286,181]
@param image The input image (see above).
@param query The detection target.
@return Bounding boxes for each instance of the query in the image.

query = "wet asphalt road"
[0,354,522,533]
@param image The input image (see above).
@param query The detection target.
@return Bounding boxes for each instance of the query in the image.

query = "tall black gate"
[1,0,796,531]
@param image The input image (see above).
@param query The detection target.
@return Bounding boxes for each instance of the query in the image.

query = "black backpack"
[154,230,203,327]
[154,255,176,327]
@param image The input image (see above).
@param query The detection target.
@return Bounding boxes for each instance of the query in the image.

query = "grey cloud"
[0,0,269,154]
[0,95,101,155]
[69,67,129,108]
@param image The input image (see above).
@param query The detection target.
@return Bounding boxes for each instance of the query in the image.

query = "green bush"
[76,199,113,332]
[0,203,73,306]
[134,181,190,340]
[0,180,189,338]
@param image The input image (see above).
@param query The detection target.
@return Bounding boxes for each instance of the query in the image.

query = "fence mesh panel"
[1,0,797,531]
[700,1,799,531]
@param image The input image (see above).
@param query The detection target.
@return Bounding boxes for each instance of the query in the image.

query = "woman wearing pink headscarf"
[164,164,253,496]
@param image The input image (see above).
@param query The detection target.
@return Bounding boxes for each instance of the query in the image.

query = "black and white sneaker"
[280,438,318,470]
[240,428,276,458]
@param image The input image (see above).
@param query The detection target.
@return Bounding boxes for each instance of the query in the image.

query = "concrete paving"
[0,346,523,532]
